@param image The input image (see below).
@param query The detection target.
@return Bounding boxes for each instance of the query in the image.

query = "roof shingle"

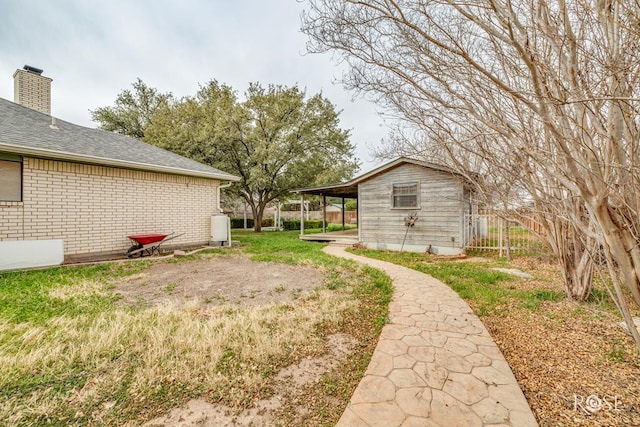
[0,97,239,181]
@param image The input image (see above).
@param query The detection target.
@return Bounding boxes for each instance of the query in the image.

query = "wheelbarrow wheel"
[126,244,144,258]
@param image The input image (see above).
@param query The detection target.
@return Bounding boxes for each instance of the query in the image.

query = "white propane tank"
[211,214,230,245]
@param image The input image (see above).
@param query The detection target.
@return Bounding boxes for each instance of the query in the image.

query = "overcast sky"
[0,0,389,173]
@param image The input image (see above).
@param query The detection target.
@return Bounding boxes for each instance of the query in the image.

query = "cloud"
[0,0,387,171]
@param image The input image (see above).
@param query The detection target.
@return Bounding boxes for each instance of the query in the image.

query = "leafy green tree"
[144,81,236,166]
[90,78,173,139]
[94,80,359,232]
[344,199,357,211]
[202,82,358,231]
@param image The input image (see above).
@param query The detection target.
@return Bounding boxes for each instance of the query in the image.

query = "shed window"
[392,182,418,208]
[0,159,22,202]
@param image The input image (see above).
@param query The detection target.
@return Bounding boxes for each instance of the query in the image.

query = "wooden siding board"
[359,163,464,248]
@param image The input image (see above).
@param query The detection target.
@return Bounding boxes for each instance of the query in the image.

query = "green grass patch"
[0,265,126,325]
[585,287,623,314]
[1,230,392,426]
[325,224,357,232]
[233,229,336,267]
[350,249,513,315]
[518,289,565,310]
[350,248,566,316]
[605,338,628,363]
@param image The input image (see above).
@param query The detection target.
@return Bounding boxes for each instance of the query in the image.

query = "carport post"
[300,195,304,236]
[243,202,248,229]
[341,197,345,230]
[322,194,326,233]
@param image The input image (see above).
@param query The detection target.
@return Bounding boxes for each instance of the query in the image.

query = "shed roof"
[295,157,469,198]
[0,97,239,181]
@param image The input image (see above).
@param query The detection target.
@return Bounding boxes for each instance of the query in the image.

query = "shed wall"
[359,163,465,254]
[0,158,218,256]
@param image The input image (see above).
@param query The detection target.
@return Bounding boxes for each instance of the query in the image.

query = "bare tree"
[384,114,599,301]
[302,0,640,348]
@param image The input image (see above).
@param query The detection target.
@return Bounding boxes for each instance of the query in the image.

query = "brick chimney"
[13,65,52,115]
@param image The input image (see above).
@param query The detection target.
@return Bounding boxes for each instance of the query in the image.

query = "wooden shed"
[296,157,476,255]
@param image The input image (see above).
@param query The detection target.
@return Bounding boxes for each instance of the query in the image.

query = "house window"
[0,158,22,202]
[392,182,419,208]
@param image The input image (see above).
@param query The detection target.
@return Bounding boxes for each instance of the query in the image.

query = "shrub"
[230,218,275,229]
[232,218,340,230]
[262,218,274,227]
[231,218,252,229]
[326,224,356,232]
[282,219,324,230]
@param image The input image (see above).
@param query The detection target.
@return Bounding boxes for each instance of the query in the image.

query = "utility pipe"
[300,195,305,236]
[217,181,233,213]
[217,181,234,247]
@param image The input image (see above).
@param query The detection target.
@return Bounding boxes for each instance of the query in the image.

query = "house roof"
[0,97,239,181]
[295,157,470,198]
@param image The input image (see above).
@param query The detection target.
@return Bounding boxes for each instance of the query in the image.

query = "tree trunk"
[585,200,640,349]
[243,195,262,232]
[253,201,269,233]
[254,214,262,232]
[558,250,594,302]
[591,202,640,306]
[253,208,263,232]
[543,213,595,302]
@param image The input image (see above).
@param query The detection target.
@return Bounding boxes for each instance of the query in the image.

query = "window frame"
[391,181,420,209]
[0,154,23,202]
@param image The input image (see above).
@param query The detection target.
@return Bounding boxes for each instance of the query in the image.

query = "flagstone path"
[323,245,538,427]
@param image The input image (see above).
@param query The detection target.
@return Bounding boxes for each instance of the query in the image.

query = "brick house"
[0,66,239,268]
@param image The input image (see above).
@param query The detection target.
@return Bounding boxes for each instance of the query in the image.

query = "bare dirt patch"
[110,253,362,425]
[111,255,325,308]
[143,333,358,426]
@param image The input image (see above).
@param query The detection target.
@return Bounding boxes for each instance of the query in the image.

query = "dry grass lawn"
[4,229,638,426]
[0,233,392,426]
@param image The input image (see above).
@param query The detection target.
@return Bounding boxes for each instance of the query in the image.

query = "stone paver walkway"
[324,245,538,427]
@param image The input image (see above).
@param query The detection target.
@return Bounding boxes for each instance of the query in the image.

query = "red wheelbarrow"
[125,232,185,258]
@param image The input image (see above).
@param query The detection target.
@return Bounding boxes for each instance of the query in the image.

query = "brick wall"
[13,69,52,115]
[0,201,23,240]
[0,158,219,255]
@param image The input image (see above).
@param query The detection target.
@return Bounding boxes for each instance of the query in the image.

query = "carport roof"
[295,157,466,198]
[294,181,359,198]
